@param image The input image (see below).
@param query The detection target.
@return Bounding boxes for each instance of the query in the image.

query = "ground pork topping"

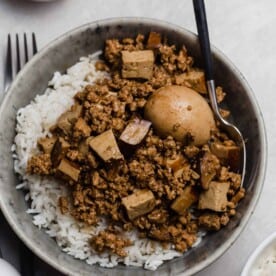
[26,32,243,258]
[90,230,132,257]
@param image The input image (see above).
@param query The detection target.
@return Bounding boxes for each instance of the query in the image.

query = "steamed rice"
[13,54,203,270]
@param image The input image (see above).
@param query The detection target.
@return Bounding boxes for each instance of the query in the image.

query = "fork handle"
[193,0,214,81]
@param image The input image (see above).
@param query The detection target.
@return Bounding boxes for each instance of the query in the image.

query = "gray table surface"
[0,0,276,275]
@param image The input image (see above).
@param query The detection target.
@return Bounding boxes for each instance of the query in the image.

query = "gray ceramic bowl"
[0,18,267,276]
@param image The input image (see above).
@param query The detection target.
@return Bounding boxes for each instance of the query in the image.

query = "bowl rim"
[241,231,276,275]
[0,16,268,276]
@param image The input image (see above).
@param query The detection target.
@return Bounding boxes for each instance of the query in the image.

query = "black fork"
[4,32,37,92]
[4,32,37,276]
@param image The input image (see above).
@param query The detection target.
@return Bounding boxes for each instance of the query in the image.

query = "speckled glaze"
[0,18,267,276]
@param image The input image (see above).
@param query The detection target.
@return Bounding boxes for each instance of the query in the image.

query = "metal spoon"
[193,0,246,185]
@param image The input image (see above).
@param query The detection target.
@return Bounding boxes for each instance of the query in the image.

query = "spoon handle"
[193,0,221,120]
[193,0,214,81]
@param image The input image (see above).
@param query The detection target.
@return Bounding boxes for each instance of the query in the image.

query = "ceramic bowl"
[241,232,276,276]
[0,17,267,276]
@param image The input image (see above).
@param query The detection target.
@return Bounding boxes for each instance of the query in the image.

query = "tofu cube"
[165,155,187,172]
[200,151,220,190]
[210,142,240,171]
[147,32,162,49]
[57,159,80,182]
[89,129,123,162]
[119,118,151,145]
[56,104,82,134]
[56,112,73,134]
[171,186,198,214]
[175,70,207,94]
[78,137,93,157]
[121,50,154,80]
[51,137,70,167]
[74,118,91,137]
[122,189,156,220]
[37,137,57,154]
[198,181,230,212]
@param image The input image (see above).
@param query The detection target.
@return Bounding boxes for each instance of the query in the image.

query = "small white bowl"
[0,259,20,276]
[241,232,276,276]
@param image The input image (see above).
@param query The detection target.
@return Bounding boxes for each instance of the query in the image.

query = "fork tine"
[4,34,12,92]
[32,32,38,55]
[7,35,12,75]
[7,34,12,72]
[4,32,37,92]
[24,33,29,63]
[15,34,21,75]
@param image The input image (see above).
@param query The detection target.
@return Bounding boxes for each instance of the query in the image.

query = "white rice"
[12,53,202,270]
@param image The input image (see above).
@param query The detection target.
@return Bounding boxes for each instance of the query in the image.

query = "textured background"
[0,0,275,275]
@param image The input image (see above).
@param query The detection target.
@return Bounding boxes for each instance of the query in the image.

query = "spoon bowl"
[207,80,246,184]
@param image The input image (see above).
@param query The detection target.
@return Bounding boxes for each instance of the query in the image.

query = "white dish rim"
[241,231,276,275]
